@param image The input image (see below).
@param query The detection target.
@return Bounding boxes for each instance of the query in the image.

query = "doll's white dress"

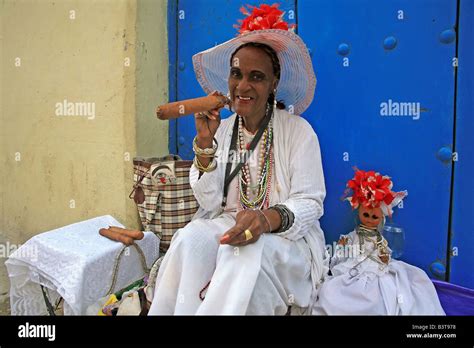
[312,227,445,315]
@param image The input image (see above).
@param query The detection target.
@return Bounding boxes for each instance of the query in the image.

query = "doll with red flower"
[312,169,445,315]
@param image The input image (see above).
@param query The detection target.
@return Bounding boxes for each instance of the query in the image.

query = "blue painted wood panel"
[449,0,474,288]
[298,0,457,278]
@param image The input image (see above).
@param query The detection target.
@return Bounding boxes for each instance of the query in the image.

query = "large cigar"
[98,226,145,246]
[99,228,134,246]
[108,226,144,240]
[156,94,230,120]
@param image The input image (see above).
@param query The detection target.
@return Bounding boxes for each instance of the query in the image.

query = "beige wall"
[0,0,169,313]
[136,0,169,157]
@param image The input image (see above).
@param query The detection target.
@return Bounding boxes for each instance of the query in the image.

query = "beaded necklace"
[356,224,391,264]
[237,112,273,210]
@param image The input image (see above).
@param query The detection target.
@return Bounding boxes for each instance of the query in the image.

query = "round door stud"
[337,43,350,56]
[437,146,453,162]
[430,261,446,279]
[439,29,456,44]
[179,136,186,145]
[383,36,398,50]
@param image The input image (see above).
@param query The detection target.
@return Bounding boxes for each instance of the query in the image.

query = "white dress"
[312,228,445,315]
[148,109,329,315]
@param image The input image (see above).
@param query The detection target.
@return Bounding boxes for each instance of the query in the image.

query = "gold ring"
[244,229,253,241]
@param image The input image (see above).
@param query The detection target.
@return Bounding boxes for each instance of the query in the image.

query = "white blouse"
[189,108,330,312]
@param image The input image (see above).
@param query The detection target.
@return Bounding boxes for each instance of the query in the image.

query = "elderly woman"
[149,4,328,315]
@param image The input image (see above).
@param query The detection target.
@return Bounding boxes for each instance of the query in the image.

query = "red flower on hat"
[346,169,395,209]
[235,3,295,34]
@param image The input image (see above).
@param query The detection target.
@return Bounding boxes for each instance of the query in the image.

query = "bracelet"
[193,136,218,157]
[269,204,295,233]
[194,156,217,173]
[254,209,272,233]
[193,156,217,173]
[272,206,288,233]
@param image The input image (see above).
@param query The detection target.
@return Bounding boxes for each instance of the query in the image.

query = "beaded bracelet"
[269,204,295,233]
[193,155,217,173]
[193,136,218,158]
[273,206,288,232]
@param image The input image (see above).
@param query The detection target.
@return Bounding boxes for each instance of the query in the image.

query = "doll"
[313,169,445,315]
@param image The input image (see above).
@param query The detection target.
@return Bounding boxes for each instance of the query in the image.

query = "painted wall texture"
[0,0,169,314]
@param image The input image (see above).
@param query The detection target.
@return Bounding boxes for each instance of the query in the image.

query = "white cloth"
[148,213,313,315]
[5,215,160,315]
[149,109,329,315]
[312,230,445,315]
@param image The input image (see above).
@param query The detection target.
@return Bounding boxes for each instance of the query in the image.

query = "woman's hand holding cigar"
[194,91,223,140]
[155,91,227,171]
[194,91,224,169]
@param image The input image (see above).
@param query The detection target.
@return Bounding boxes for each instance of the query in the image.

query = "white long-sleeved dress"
[312,230,445,315]
[148,108,329,315]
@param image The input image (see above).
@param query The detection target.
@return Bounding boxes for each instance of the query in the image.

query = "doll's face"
[358,205,383,228]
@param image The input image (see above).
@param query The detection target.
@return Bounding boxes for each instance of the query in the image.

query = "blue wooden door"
[298,0,457,278]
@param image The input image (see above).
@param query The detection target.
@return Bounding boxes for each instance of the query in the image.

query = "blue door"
[298,0,457,279]
[169,0,472,286]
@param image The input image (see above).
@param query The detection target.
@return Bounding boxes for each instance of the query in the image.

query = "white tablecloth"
[5,215,160,315]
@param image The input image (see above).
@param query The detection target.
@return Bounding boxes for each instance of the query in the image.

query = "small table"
[6,215,160,315]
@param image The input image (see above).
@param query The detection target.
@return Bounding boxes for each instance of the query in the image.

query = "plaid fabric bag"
[129,155,199,253]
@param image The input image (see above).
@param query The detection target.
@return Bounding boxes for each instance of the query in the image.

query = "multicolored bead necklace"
[237,113,273,210]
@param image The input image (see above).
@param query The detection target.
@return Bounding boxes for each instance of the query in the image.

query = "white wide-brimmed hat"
[192,4,316,115]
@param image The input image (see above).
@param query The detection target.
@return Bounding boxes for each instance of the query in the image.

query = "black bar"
[0,315,472,346]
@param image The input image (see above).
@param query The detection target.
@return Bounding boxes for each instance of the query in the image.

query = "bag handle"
[133,154,182,166]
[106,244,149,295]
[129,174,146,203]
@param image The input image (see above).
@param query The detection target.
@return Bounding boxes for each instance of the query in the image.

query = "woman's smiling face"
[228,46,278,120]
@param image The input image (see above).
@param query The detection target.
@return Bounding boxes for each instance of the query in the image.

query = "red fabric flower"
[235,3,295,34]
[345,169,395,209]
